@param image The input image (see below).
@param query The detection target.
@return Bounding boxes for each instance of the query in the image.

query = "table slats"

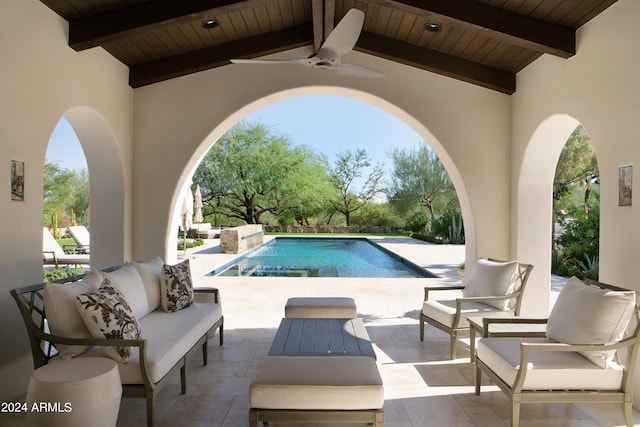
[269,318,375,358]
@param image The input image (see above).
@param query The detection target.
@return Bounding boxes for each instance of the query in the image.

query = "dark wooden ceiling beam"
[356,32,516,94]
[312,0,324,52]
[129,24,313,88]
[69,0,271,51]
[372,0,575,58]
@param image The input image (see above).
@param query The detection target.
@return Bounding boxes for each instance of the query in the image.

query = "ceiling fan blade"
[336,63,385,78]
[230,58,307,66]
[320,9,364,57]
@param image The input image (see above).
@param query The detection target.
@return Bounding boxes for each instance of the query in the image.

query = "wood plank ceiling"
[39,0,619,94]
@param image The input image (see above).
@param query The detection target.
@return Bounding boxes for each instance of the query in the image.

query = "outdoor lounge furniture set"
[421,257,640,427]
[249,297,385,426]
[11,257,224,427]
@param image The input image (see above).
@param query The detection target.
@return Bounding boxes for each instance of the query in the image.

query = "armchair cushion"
[422,299,514,328]
[547,277,636,368]
[462,259,518,309]
[477,337,624,390]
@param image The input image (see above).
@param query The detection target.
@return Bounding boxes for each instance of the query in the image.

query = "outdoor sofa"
[11,257,223,427]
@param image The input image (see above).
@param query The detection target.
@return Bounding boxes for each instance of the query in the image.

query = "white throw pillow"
[462,259,518,309]
[42,271,103,359]
[160,259,194,313]
[547,277,636,368]
[75,279,141,363]
[133,256,164,312]
[102,263,150,319]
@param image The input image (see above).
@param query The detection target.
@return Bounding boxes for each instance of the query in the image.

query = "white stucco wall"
[513,0,640,314]
[132,50,513,269]
[0,0,133,401]
[512,0,640,405]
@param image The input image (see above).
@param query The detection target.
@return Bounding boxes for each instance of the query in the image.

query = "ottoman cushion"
[250,356,383,410]
[285,297,357,318]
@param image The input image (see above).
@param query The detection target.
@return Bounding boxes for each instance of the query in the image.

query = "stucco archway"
[64,106,128,269]
[165,87,477,265]
[515,114,581,316]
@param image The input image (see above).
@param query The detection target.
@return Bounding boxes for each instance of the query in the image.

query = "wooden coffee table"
[268,317,376,359]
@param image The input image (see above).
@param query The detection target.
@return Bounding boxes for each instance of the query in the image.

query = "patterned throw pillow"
[75,278,141,363]
[160,259,194,312]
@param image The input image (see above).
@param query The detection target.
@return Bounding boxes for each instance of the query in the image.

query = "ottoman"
[26,358,122,427]
[285,297,357,318]
[249,355,384,426]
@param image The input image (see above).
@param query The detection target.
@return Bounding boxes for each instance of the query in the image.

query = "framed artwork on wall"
[619,165,632,206]
[11,160,24,201]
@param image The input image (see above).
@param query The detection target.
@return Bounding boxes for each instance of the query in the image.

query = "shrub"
[430,210,465,244]
[553,203,599,280]
[44,268,85,282]
[177,238,204,250]
[406,211,429,233]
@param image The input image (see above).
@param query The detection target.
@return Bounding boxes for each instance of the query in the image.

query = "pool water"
[209,237,436,278]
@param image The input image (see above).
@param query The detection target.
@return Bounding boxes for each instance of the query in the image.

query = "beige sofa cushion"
[462,259,518,309]
[477,337,624,390]
[102,264,149,319]
[43,271,104,359]
[250,356,383,410]
[547,277,636,368]
[132,257,164,313]
[79,302,222,384]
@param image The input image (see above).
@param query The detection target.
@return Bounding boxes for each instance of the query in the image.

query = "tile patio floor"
[5,236,638,426]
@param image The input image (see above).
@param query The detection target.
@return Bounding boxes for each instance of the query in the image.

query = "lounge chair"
[67,225,91,253]
[42,227,90,268]
[420,258,533,359]
[475,277,640,427]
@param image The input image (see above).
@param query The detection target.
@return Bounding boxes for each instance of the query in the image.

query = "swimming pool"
[209,237,436,278]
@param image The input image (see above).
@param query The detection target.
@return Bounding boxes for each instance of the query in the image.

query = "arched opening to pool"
[167,87,473,268]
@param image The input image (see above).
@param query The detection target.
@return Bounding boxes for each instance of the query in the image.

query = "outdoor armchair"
[475,277,639,427]
[420,258,533,359]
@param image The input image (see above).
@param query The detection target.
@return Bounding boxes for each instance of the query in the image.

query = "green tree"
[328,148,385,226]
[43,162,90,229]
[388,143,458,222]
[193,121,330,225]
[350,202,402,228]
[283,147,334,225]
[553,125,599,212]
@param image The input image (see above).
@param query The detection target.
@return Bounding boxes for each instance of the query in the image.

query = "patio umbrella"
[181,185,194,252]
[194,184,203,223]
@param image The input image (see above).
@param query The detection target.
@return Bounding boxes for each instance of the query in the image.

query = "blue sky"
[46,95,425,179]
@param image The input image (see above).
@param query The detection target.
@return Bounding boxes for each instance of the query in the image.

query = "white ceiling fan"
[230,8,384,78]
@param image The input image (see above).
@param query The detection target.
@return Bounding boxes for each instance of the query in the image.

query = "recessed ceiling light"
[424,23,441,33]
[202,19,219,29]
